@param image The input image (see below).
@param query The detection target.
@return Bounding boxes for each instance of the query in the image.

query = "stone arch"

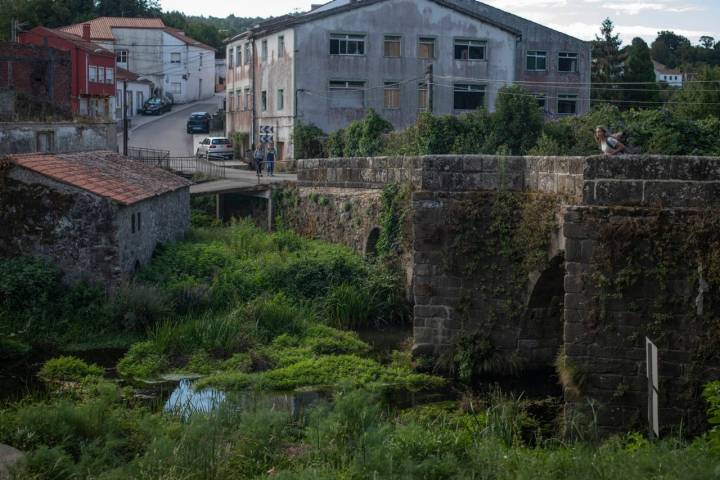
[365,227,381,257]
[518,254,566,368]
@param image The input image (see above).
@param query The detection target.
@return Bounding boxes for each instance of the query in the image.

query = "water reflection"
[164,380,226,418]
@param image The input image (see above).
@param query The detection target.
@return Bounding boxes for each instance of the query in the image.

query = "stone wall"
[0,122,117,155]
[1,168,119,286]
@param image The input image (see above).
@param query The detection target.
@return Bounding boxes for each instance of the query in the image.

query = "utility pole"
[425,64,434,113]
[122,79,128,156]
[10,19,17,42]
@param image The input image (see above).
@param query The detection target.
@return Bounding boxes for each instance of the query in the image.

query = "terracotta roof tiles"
[60,17,165,41]
[7,151,191,206]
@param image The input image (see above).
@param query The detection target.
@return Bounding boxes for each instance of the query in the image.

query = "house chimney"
[82,23,91,41]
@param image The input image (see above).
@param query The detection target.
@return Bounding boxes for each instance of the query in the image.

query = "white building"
[60,17,216,104]
[653,60,684,88]
[114,68,153,120]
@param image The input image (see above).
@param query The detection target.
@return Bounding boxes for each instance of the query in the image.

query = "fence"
[127,147,226,179]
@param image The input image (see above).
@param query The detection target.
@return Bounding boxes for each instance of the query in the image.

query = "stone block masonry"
[0,122,118,155]
[291,153,720,435]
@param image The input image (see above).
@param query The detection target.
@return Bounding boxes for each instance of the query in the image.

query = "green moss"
[39,356,104,383]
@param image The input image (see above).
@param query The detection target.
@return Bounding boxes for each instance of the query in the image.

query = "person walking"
[253,143,264,177]
[266,143,276,177]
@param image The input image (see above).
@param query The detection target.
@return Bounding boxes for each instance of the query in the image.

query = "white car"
[196,137,233,160]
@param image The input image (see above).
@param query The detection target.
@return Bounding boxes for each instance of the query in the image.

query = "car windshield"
[212,139,230,145]
[191,114,207,120]
[147,98,162,105]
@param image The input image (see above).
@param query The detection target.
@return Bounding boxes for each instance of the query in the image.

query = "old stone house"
[0,151,190,286]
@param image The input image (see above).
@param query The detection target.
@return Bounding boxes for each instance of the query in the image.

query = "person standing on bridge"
[253,143,265,177]
[266,143,276,177]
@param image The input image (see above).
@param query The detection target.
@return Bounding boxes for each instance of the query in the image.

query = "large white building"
[653,60,684,88]
[61,17,216,104]
[225,0,591,160]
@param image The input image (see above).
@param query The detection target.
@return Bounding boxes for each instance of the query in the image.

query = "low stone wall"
[0,121,118,155]
[297,157,423,189]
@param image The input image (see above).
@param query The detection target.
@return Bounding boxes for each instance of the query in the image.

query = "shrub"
[39,356,104,383]
[0,337,31,359]
[494,85,544,154]
[703,381,720,448]
[117,341,169,379]
[106,282,173,331]
[293,121,326,159]
[323,283,376,330]
[241,294,307,343]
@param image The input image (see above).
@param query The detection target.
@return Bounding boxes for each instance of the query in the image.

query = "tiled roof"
[22,26,114,55]
[60,17,165,41]
[163,27,215,51]
[8,151,190,206]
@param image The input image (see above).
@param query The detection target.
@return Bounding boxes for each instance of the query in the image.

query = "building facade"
[0,151,190,287]
[18,26,116,118]
[653,60,684,88]
[114,68,153,120]
[59,17,216,104]
[225,0,591,160]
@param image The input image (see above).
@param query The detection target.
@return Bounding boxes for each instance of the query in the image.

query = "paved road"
[128,96,222,156]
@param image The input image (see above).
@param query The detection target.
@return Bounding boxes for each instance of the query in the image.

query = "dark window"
[557,94,578,114]
[330,34,366,55]
[137,212,141,231]
[453,84,485,110]
[261,91,267,111]
[131,213,135,233]
[384,35,401,57]
[454,40,486,60]
[116,50,128,64]
[261,40,268,61]
[535,94,547,109]
[278,36,285,58]
[212,138,231,145]
[526,51,547,71]
[558,52,578,72]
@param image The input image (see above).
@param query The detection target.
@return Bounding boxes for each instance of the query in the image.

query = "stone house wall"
[0,122,118,155]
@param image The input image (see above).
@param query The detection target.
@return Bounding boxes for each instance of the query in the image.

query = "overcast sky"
[160,0,720,44]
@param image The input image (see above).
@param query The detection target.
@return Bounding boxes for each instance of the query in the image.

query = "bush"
[293,121,326,159]
[106,282,173,331]
[39,356,104,383]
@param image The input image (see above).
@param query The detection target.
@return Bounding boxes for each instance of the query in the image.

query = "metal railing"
[127,147,227,179]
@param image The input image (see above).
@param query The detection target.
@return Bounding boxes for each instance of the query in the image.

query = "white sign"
[259,126,274,134]
[646,337,659,438]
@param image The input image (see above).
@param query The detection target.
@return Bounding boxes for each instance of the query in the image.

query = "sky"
[160,0,720,45]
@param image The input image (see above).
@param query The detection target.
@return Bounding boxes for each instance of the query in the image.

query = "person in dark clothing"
[266,143,276,177]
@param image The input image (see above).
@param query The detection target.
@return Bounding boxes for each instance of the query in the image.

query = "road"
[128,96,222,156]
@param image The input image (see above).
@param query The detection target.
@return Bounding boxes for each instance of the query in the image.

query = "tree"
[493,85,544,155]
[592,18,625,103]
[95,0,161,17]
[671,66,720,121]
[623,38,661,107]
[700,36,716,49]
[651,31,692,68]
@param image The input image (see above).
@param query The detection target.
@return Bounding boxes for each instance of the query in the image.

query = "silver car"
[196,137,234,160]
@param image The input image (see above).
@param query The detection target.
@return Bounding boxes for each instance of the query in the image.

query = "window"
[261,90,267,111]
[384,82,400,109]
[418,82,429,111]
[329,80,365,109]
[116,50,128,64]
[454,39,486,60]
[453,84,485,110]
[228,48,234,68]
[418,37,436,59]
[535,93,547,109]
[278,36,285,58]
[105,67,114,84]
[384,35,401,57]
[229,92,234,111]
[277,89,284,110]
[244,88,251,110]
[200,53,203,67]
[170,82,182,94]
[131,213,135,233]
[137,212,141,232]
[330,34,365,55]
[244,44,251,64]
[526,51,547,71]
[261,40,268,61]
[36,131,54,153]
[557,94,578,114]
[236,91,242,111]
[558,52,578,72]
[88,65,97,83]
[171,52,181,64]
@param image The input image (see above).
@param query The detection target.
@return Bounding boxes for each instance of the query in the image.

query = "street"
[127,96,223,156]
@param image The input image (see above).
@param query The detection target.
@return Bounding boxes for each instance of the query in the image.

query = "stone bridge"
[275,154,720,435]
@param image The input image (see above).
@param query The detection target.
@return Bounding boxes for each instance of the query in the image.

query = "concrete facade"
[0,122,117,155]
[225,0,590,159]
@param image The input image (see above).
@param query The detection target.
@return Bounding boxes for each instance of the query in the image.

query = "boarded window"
[329,80,365,108]
[418,82,428,110]
[453,84,485,110]
[330,34,366,55]
[454,39,486,60]
[384,36,401,57]
[558,52,578,72]
[384,82,400,109]
[558,94,578,114]
[526,51,547,71]
[418,37,435,59]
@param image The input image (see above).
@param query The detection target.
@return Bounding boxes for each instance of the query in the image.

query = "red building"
[19,25,116,118]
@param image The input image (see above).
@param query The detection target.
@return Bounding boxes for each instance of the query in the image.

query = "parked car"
[187,112,211,134]
[196,137,234,160]
[141,97,172,115]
